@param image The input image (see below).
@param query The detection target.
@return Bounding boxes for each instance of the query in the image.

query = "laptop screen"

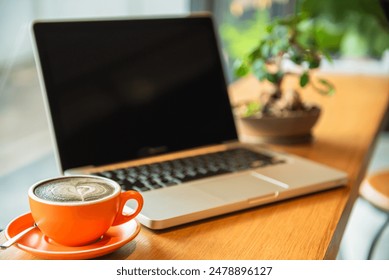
[33,15,238,171]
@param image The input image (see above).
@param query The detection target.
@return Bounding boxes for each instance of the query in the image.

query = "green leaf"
[266,72,283,84]
[244,102,261,117]
[272,38,289,56]
[300,72,310,87]
[291,54,304,65]
[266,72,278,84]
[252,60,267,81]
[233,59,250,77]
[248,44,263,62]
[318,78,335,95]
[266,24,274,33]
[324,51,333,63]
[308,57,321,69]
[261,43,271,59]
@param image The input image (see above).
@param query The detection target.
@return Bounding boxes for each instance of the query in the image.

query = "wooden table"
[1,74,388,260]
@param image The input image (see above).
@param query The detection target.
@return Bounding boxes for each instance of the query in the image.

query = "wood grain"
[1,74,388,260]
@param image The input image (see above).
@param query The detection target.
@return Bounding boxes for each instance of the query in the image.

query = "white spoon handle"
[0,225,36,250]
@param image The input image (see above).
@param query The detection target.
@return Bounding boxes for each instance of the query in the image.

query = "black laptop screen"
[33,16,238,171]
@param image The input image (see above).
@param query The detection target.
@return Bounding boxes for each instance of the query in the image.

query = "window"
[0,0,190,176]
[191,0,296,81]
[0,0,190,229]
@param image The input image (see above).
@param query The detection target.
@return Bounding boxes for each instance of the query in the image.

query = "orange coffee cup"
[28,175,143,247]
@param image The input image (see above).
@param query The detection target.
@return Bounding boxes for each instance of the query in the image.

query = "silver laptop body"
[31,14,348,229]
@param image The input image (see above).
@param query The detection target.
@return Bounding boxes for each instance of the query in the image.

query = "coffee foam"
[33,177,116,203]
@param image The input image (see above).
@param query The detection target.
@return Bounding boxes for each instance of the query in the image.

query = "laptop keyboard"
[92,148,285,192]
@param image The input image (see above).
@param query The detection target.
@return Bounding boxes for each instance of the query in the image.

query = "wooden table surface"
[1,73,388,260]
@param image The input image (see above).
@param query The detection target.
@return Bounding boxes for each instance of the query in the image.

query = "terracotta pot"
[235,108,321,144]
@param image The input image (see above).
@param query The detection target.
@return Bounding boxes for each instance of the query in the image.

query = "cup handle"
[112,190,143,226]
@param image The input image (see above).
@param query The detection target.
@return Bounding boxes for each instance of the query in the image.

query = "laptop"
[31,14,348,230]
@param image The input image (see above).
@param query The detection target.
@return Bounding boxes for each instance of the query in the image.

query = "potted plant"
[234,12,335,144]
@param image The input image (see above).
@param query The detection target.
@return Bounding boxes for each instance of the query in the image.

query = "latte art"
[34,178,116,202]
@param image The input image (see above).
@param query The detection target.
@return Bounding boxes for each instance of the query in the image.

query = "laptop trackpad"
[191,173,286,202]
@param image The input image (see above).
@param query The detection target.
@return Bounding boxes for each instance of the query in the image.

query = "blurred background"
[0,0,388,259]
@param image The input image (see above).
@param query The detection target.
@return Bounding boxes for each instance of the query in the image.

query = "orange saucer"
[5,212,141,259]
